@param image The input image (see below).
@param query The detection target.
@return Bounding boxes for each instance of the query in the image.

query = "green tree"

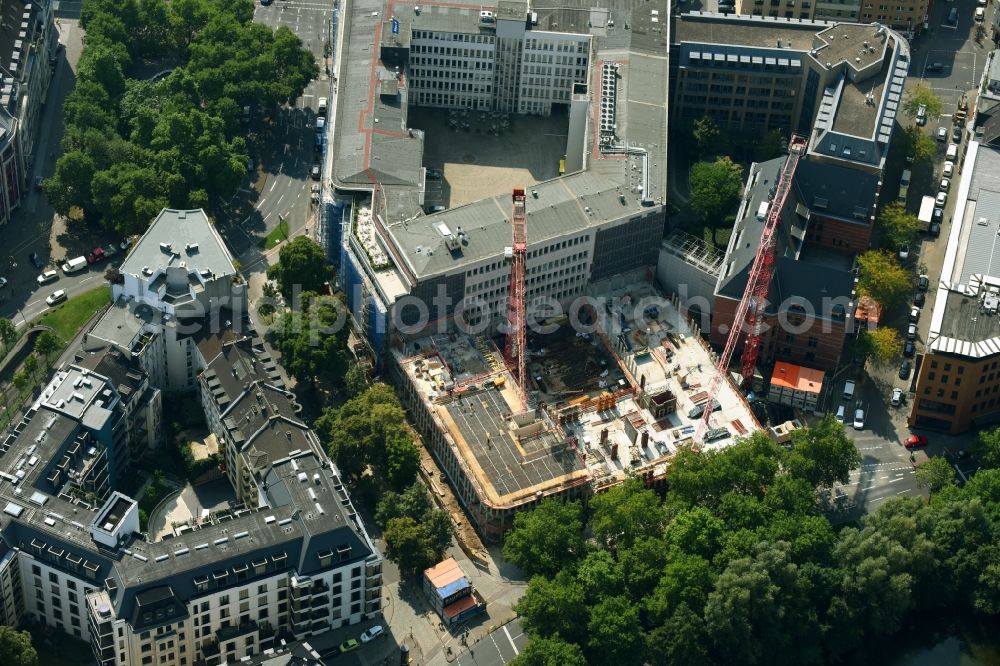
[785,414,861,489]
[344,364,369,398]
[384,431,420,491]
[575,550,624,603]
[916,457,956,492]
[857,250,912,308]
[667,432,782,510]
[974,426,1000,468]
[859,327,903,367]
[589,478,666,552]
[22,355,38,382]
[382,516,437,576]
[375,482,435,528]
[878,202,921,249]
[270,293,348,388]
[515,570,588,645]
[12,371,28,393]
[422,508,454,556]
[0,626,38,666]
[585,595,645,666]
[502,499,585,578]
[315,383,410,479]
[692,115,723,157]
[511,636,586,666]
[904,83,943,121]
[34,331,61,364]
[643,554,714,624]
[689,157,744,237]
[901,125,937,163]
[0,318,16,352]
[267,236,330,297]
[646,603,711,666]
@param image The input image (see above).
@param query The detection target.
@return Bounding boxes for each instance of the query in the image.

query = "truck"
[954,94,968,125]
[918,195,935,232]
[85,244,119,264]
[61,256,88,274]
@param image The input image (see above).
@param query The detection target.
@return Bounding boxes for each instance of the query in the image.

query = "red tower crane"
[697,135,807,441]
[505,188,528,396]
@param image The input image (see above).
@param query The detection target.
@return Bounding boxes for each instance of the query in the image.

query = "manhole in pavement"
[461,153,476,164]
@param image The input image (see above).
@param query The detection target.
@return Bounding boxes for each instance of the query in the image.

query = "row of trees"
[264,236,454,574]
[46,0,318,234]
[506,417,1000,666]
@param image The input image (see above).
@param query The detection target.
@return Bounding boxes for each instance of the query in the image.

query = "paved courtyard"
[409,107,568,208]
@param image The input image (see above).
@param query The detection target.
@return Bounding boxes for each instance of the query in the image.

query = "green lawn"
[260,218,289,250]
[38,286,111,342]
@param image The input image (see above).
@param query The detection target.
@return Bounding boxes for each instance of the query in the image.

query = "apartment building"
[0,208,382,665]
[735,0,861,22]
[671,14,909,174]
[908,142,1000,434]
[0,0,57,226]
[384,0,591,115]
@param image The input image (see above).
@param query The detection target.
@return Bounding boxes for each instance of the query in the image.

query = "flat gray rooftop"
[832,76,885,138]
[119,209,236,279]
[814,23,887,71]
[674,12,822,50]
[442,388,586,502]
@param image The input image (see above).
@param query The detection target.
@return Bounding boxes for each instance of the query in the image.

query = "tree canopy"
[267,236,331,297]
[904,84,943,121]
[901,125,937,164]
[269,292,348,388]
[506,421,1000,664]
[502,499,585,578]
[878,202,921,249]
[689,158,744,227]
[0,626,38,666]
[48,0,318,234]
[860,326,903,367]
[857,250,912,308]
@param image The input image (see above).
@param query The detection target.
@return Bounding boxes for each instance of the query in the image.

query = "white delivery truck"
[61,256,87,274]
[917,195,935,232]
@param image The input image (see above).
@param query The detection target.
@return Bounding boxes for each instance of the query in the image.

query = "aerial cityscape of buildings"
[0,0,999,663]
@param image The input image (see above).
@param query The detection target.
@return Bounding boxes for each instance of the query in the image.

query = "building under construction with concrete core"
[391,279,759,541]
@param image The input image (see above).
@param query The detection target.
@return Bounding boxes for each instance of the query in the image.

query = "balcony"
[216,620,258,642]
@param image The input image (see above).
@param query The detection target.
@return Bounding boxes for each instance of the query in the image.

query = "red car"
[904,435,928,449]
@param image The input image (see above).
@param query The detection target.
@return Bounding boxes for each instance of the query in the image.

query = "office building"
[332,0,669,360]
[732,0,928,37]
[908,141,1000,433]
[671,13,910,174]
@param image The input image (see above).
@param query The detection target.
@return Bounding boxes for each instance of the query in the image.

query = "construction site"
[389,274,760,542]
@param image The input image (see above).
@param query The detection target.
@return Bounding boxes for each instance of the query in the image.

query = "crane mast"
[696,136,807,441]
[505,188,528,396]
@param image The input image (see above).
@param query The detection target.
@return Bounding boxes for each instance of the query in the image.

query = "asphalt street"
[215,0,336,263]
[452,620,526,666]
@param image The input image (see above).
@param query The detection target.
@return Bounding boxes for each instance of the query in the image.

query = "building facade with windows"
[386,0,591,115]
[909,142,1000,434]
[0,209,382,666]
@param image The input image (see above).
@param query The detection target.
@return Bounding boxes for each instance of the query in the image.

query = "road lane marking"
[896,489,913,495]
[270,180,278,192]
[889,476,906,483]
[503,625,519,655]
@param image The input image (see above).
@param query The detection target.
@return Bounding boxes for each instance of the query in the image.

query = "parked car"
[853,409,865,430]
[916,104,927,125]
[918,274,930,291]
[898,246,910,261]
[930,221,941,237]
[907,323,918,339]
[36,270,58,285]
[910,305,921,322]
[339,639,360,653]
[0,277,6,289]
[891,388,904,407]
[940,177,951,192]
[904,434,929,449]
[45,289,67,306]
[943,162,954,178]
[843,380,856,400]
[936,191,948,206]
[925,62,945,73]
[914,292,925,307]
[835,404,846,423]
[953,125,963,143]
[29,251,44,269]
[899,360,912,380]
[903,340,916,357]
[311,164,321,180]
[976,7,985,22]
[33,176,43,191]
[360,625,385,643]
[426,168,443,179]
[937,126,948,141]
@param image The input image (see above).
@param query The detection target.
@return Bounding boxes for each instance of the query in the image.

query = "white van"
[843,380,856,400]
[835,405,846,423]
[61,256,87,274]
[946,143,959,162]
[318,97,328,115]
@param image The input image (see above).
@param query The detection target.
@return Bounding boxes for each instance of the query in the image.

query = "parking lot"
[919,51,979,116]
